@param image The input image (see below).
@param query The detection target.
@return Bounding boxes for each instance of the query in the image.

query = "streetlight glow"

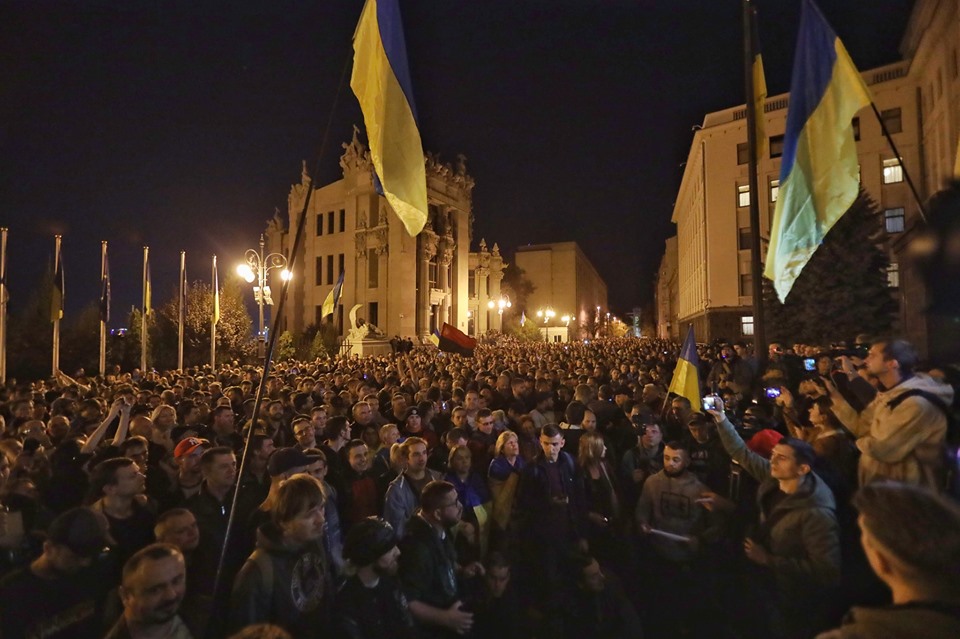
[236,264,255,283]
[238,233,289,358]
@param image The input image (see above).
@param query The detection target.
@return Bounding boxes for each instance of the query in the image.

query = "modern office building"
[514,242,608,341]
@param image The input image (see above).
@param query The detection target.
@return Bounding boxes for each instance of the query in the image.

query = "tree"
[502,315,546,342]
[762,188,897,344]
[499,263,535,317]
[276,331,296,361]
[6,266,56,380]
[154,279,254,369]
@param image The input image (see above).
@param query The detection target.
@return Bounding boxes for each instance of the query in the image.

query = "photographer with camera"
[827,339,954,492]
[704,394,841,639]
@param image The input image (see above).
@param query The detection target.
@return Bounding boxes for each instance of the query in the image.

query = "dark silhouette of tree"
[763,187,897,344]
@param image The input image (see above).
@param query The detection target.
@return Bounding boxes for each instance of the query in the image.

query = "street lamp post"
[237,234,291,359]
[536,307,572,343]
[487,294,511,331]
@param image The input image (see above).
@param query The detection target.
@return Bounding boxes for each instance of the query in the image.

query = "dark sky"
[0,0,913,320]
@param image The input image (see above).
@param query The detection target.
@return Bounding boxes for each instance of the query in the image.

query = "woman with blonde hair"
[487,430,525,552]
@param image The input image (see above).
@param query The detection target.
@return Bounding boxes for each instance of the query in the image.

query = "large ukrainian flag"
[351,0,428,237]
[764,0,872,302]
[668,326,701,410]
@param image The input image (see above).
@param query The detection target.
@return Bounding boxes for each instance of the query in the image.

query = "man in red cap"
[159,437,209,510]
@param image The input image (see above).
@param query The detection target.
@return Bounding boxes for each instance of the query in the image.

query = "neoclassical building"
[266,129,503,341]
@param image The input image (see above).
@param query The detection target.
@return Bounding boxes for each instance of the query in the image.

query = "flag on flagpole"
[751,5,768,161]
[212,255,220,325]
[764,0,872,302]
[100,247,111,324]
[321,271,345,319]
[438,322,476,357]
[668,326,701,410]
[351,0,428,237]
[143,250,152,316]
[50,240,64,322]
[427,330,440,347]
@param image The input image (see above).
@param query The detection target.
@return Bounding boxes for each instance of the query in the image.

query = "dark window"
[881,108,902,134]
[769,134,784,158]
[338,254,344,279]
[315,256,322,285]
[737,142,749,165]
[884,208,905,233]
[738,227,752,251]
[468,270,475,297]
[369,302,379,327]
[337,305,344,335]
[316,214,323,236]
[327,211,334,234]
[315,305,324,325]
[739,274,753,297]
[326,255,334,285]
[368,249,379,288]
[339,209,346,233]
[852,117,860,141]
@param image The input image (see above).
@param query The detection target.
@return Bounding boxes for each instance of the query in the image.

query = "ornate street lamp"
[237,234,291,358]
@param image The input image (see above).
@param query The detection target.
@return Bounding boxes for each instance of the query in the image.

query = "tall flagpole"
[99,241,108,376]
[211,254,218,370]
[51,234,62,376]
[743,0,767,368]
[178,251,186,371]
[141,246,149,372]
[0,228,7,385]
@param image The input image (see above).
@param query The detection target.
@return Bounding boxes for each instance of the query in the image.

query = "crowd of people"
[0,333,958,639]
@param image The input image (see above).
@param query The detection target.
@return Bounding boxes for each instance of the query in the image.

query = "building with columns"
[655,235,679,340]
[467,239,507,336]
[265,129,477,340]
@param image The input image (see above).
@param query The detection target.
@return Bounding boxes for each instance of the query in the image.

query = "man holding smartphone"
[704,394,841,638]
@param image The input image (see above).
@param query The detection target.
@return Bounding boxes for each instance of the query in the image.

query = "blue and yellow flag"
[764,0,872,302]
[322,270,345,319]
[351,0,428,237]
[668,326,701,410]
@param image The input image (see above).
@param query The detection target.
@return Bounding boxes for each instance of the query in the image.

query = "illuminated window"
[883,158,903,184]
[737,185,750,208]
[884,208,905,233]
[887,262,900,288]
[741,316,755,336]
[769,179,780,202]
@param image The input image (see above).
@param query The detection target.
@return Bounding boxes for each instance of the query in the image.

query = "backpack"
[886,389,960,496]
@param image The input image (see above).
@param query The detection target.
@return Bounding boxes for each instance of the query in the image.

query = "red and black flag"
[438,322,476,357]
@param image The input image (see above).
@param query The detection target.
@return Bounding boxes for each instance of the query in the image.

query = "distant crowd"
[0,333,958,639]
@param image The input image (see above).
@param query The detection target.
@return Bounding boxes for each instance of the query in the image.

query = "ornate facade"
[266,128,476,340]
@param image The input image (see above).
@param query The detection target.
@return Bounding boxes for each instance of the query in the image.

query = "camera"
[803,358,816,371]
[765,387,781,399]
[831,346,869,359]
[702,396,719,411]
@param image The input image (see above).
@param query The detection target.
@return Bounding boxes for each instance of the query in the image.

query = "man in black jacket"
[336,517,416,639]
[514,423,587,635]
[398,480,478,639]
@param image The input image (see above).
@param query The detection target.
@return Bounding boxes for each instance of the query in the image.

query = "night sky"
[0,0,914,321]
